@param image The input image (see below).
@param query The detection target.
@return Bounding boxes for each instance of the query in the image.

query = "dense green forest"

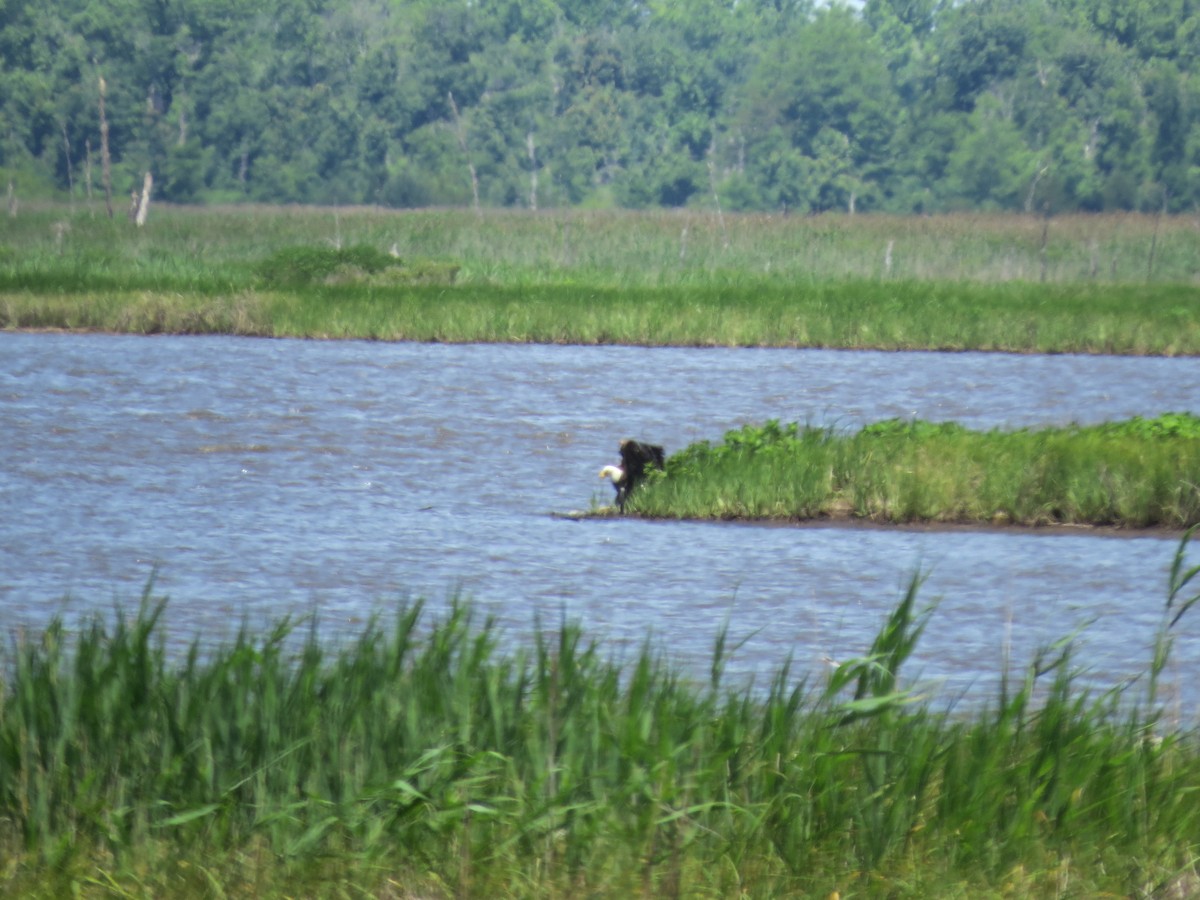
[2,0,1197,213]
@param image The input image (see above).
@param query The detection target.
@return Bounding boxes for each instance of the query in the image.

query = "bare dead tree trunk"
[1025,164,1049,214]
[98,75,114,219]
[53,220,70,254]
[8,179,18,218]
[134,171,153,226]
[447,91,481,217]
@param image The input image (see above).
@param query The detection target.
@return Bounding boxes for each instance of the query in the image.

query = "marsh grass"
[4,538,1200,897]
[631,416,1200,528]
[2,205,1199,353]
[5,279,1199,355]
[4,205,1199,287]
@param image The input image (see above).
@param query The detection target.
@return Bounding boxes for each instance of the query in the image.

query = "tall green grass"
[2,205,1200,353]
[5,280,1200,355]
[4,536,1200,897]
[630,415,1200,528]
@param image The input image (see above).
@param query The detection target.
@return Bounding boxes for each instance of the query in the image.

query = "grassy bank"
[7,281,1200,355]
[2,205,1199,353]
[3,542,1200,898]
[627,415,1200,529]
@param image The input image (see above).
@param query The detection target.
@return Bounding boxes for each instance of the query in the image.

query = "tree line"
[1,0,1196,214]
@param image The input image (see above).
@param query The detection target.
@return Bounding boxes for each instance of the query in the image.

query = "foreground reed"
[629,415,1200,529]
[3,205,1200,354]
[3,536,1200,897]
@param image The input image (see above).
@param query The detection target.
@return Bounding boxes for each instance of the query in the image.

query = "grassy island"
[624,414,1200,529]
[2,205,1200,354]
[3,550,1200,898]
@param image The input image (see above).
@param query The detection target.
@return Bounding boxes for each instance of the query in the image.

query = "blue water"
[3,332,1198,710]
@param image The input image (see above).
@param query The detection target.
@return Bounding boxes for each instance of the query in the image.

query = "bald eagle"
[599,439,665,512]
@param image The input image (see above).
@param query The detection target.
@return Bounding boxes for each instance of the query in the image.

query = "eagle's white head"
[599,465,625,484]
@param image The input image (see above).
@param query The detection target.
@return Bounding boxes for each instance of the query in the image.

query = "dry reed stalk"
[98,74,113,219]
[527,131,538,211]
[707,140,729,250]
[60,120,75,210]
[1148,188,1167,281]
[85,138,94,205]
[448,91,481,218]
[1040,211,1050,283]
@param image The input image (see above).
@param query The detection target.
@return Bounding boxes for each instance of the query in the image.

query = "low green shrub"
[255,243,400,286]
[1095,412,1200,440]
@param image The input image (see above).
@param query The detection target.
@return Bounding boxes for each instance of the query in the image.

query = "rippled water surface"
[3,332,1199,707]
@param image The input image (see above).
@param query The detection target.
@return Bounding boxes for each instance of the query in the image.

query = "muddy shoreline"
[562,507,1187,540]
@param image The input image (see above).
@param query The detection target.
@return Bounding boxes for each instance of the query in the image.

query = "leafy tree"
[1142,61,1191,208]
[736,6,897,211]
[933,0,1032,112]
[943,94,1037,209]
[1,0,1195,213]
[157,140,205,201]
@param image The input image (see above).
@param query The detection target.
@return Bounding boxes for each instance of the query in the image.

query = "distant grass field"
[625,415,1200,529]
[2,204,1199,353]
[3,538,1200,898]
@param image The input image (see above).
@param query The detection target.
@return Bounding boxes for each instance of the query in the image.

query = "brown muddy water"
[3,332,1199,709]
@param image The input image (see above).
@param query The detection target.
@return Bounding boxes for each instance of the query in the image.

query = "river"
[3,332,1199,710]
